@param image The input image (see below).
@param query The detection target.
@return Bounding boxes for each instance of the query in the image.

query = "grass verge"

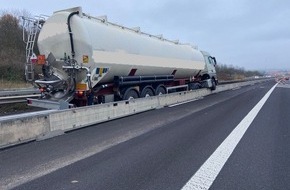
[0,80,33,89]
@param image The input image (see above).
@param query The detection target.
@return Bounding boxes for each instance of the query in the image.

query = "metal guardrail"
[0,94,41,104]
[0,88,40,104]
[218,77,273,85]
[0,88,40,96]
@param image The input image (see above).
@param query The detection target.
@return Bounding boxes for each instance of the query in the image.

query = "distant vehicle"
[285,77,289,80]
[22,7,218,108]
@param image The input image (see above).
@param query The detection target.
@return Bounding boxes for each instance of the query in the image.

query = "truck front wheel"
[211,79,216,90]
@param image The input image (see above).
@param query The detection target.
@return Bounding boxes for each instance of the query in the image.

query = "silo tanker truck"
[23,7,218,109]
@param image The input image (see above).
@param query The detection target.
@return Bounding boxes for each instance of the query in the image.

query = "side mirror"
[213,57,217,67]
[209,56,217,67]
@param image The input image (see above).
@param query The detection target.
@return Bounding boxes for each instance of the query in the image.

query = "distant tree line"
[0,11,263,84]
[215,64,263,81]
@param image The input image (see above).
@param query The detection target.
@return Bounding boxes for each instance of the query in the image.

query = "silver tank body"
[38,7,205,89]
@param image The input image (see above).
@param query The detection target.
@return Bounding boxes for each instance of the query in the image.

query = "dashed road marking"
[181,83,278,190]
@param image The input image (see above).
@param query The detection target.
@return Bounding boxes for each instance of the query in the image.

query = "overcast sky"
[1,0,289,71]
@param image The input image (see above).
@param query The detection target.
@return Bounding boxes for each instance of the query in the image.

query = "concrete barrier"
[158,88,209,107]
[0,79,270,149]
[0,115,50,148]
[48,97,159,132]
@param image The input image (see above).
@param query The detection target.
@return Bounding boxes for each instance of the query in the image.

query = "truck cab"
[200,51,218,84]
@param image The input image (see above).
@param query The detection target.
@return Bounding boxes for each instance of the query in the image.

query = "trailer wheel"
[155,85,166,95]
[141,86,155,98]
[211,79,216,90]
[123,88,139,100]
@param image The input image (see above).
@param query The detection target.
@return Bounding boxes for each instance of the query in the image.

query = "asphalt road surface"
[0,79,289,190]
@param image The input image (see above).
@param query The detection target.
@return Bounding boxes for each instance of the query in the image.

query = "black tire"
[211,79,216,90]
[140,86,155,98]
[123,88,139,100]
[155,85,166,95]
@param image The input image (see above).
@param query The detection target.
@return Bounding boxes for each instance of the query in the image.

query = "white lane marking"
[181,83,278,190]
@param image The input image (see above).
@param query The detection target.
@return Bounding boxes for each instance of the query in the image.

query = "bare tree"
[0,10,28,82]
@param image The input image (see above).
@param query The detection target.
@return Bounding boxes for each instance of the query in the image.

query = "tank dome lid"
[54,6,82,15]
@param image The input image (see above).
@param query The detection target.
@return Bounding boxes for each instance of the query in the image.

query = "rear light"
[39,87,46,92]
[76,91,85,97]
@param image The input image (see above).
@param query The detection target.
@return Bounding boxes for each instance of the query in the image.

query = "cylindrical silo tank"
[37,7,205,91]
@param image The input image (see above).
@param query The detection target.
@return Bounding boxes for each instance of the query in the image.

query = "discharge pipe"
[67,11,79,58]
